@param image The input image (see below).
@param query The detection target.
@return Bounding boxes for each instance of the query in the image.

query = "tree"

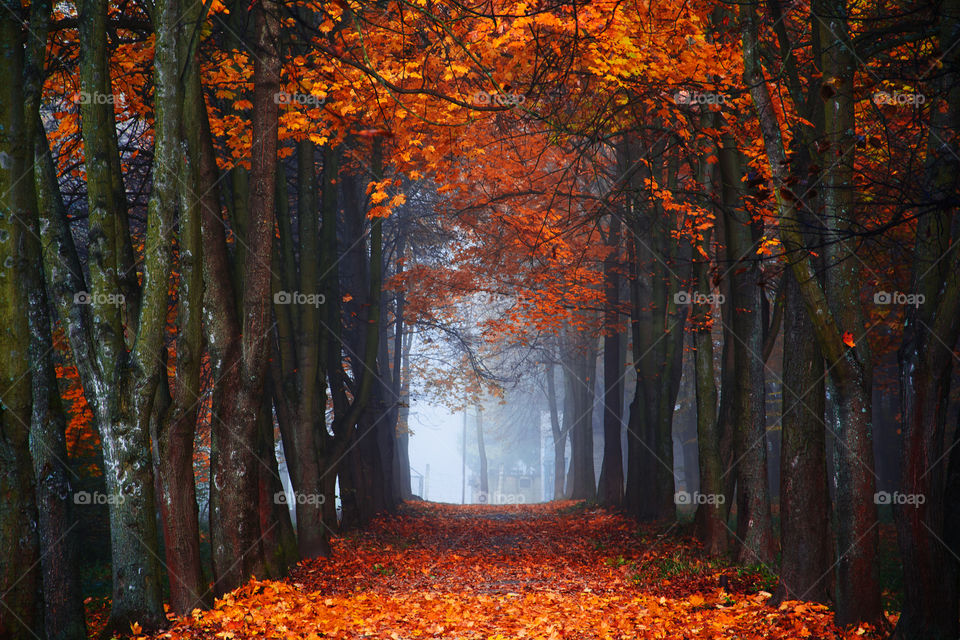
[209,0,282,595]
[892,0,960,636]
[22,0,87,635]
[0,7,42,636]
[740,0,883,624]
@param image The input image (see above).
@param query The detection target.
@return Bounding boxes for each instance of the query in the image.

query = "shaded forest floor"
[128,501,890,639]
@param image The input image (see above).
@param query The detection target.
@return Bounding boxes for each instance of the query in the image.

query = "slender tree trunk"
[691,228,727,554]
[814,0,882,623]
[716,116,775,565]
[741,0,882,622]
[74,0,172,627]
[392,318,413,501]
[545,359,566,500]
[210,0,280,594]
[774,270,830,604]
[476,406,489,499]
[599,216,624,506]
[270,137,330,558]
[624,228,649,514]
[153,9,209,612]
[893,1,960,634]
[567,331,597,501]
[21,1,87,635]
[0,12,41,635]
[256,392,298,578]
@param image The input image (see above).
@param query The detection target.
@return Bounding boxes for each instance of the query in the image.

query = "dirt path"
[155,502,883,639]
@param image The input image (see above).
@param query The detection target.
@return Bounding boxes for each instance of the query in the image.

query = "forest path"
[154,502,879,639]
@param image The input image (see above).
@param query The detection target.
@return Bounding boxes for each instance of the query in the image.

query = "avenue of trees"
[0,0,957,638]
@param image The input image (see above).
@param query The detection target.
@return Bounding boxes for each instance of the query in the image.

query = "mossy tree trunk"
[0,8,41,637]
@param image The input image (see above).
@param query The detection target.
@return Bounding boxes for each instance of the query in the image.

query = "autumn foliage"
[143,502,885,640]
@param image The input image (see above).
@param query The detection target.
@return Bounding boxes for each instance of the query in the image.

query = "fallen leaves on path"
[154,501,885,639]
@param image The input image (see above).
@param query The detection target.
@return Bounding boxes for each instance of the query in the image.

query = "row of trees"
[1,0,430,635]
[0,0,957,639]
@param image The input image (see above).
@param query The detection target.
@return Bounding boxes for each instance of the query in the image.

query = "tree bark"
[0,11,41,635]
[545,359,567,500]
[774,269,830,604]
[715,119,775,565]
[740,0,882,623]
[477,406,489,499]
[21,0,88,635]
[566,329,597,501]
[74,0,171,627]
[893,1,960,635]
[598,215,624,506]
[690,209,726,554]
[152,1,209,613]
[210,0,280,595]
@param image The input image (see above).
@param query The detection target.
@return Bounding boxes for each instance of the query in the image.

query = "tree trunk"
[740,0,882,622]
[74,0,171,627]
[624,229,650,515]
[0,13,41,635]
[153,11,208,612]
[598,215,624,506]
[210,0,280,595]
[715,121,775,565]
[21,1,88,635]
[567,331,597,501]
[393,325,413,500]
[774,269,830,604]
[256,392,299,578]
[893,1,960,634]
[545,359,567,500]
[691,228,727,555]
[477,406,489,499]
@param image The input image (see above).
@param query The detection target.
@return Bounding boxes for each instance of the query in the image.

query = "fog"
[408,402,464,503]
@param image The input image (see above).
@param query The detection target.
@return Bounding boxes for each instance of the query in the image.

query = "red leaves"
[152,503,884,640]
